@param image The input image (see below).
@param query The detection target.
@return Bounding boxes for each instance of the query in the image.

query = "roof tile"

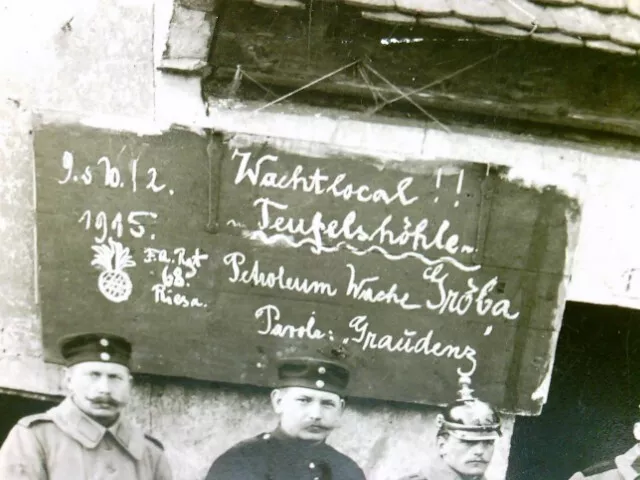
[246,0,640,56]
[475,23,533,37]
[532,31,585,45]
[342,0,395,10]
[451,0,506,22]
[418,15,475,32]
[578,0,626,10]
[628,0,640,17]
[395,0,452,16]
[585,38,638,53]
[606,14,640,46]
[498,0,558,31]
[532,0,577,5]
[254,0,304,8]
[550,6,610,37]
[362,11,417,23]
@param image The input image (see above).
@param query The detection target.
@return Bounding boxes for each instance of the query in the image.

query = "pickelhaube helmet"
[436,374,502,441]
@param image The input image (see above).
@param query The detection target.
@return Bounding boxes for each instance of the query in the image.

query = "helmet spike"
[457,373,475,402]
[437,373,502,441]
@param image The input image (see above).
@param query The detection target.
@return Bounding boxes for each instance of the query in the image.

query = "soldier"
[401,376,502,480]
[204,356,365,480]
[568,419,640,479]
[0,332,172,480]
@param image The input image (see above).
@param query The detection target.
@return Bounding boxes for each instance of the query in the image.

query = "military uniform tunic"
[399,457,489,480]
[0,398,172,480]
[205,429,365,480]
[569,445,640,480]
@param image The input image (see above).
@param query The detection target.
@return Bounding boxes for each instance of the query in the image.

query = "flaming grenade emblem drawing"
[91,238,136,303]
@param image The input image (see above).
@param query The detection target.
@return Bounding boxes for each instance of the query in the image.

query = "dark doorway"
[507,301,640,480]
[0,393,59,445]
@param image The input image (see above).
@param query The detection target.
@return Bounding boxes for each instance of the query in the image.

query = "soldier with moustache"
[204,356,365,480]
[0,332,172,480]
[401,376,502,480]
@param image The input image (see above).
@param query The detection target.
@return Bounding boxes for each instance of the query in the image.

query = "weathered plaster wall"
[2,0,640,479]
[0,0,155,392]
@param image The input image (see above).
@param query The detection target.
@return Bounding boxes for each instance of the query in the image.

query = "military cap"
[276,356,350,396]
[58,332,132,367]
[436,375,501,441]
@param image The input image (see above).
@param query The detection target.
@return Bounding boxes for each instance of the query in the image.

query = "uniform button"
[309,462,315,469]
[313,477,319,480]
[262,433,271,440]
[315,380,325,389]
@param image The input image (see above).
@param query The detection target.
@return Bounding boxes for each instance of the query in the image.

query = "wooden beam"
[211,66,640,140]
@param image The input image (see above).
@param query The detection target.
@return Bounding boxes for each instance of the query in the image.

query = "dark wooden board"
[34,124,578,413]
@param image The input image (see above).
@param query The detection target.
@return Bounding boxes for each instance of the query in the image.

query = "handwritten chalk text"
[232,149,418,206]
[253,198,472,266]
[255,304,326,339]
[423,264,520,320]
[346,263,421,310]
[144,247,209,279]
[79,210,158,243]
[347,315,478,376]
[58,149,174,196]
[145,246,209,309]
[151,285,206,308]
[223,251,338,297]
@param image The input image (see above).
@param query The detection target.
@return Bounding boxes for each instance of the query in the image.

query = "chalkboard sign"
[34,123,579,413]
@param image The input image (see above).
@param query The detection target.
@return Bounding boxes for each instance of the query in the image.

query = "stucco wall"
[2,0,640,479]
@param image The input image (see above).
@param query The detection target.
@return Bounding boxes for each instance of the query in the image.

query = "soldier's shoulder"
[583,459,617,475]
[16,412,53,429]
[144,433,165,451]
[218,432,273,456]
[240,432,274,445]
[397,474,427,480]
[240,432,275,449]
[570,459,622,480]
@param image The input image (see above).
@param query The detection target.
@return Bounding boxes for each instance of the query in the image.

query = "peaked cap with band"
[436,374,502,441]
[58,332,132,367]
[275,356,350,396]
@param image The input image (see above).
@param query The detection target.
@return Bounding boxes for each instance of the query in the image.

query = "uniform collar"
[420,456,487,480]
[614,444,640,480]
[49,398,145,459]
[269,426,327,446]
